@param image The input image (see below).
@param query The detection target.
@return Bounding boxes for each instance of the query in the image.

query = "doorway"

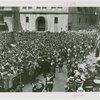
[36,16,46,31]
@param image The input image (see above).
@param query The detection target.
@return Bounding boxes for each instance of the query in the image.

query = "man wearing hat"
[95,57,100,76]
[15,82,24,92]
[32,79,44,92]
[82,75,94,92]
[77,86,85,92]
[58,58,63,72]
[41,58,51,77]
[75,78,83,90]
[65,76,76,92]
[45,73,54,92]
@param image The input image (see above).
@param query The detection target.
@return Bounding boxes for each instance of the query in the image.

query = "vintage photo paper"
[0,0,100,100]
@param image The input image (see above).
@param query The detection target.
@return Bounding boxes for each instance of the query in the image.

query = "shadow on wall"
[13,7,23,32]
[0,22,8,31]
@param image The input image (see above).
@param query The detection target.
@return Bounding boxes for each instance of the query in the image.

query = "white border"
[0,0,100,7]
[0,92,100,100]
[0,0,100,100]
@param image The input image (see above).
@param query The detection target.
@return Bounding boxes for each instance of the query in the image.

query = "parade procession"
[0,7,100,92]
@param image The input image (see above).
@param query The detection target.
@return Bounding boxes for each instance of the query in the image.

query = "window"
[28,7,32,9]
[51,7,56,9]
[0,7,4,9]
[68,26,71,30]
[0,15,4,22]
[26,17,29,23]
[23,7,27,9]
[58,7,63,9]
[36,7,41,9]
[54,17,58,24]
[84,7,88,12]
[42,7,47,9]
[77,7,82,12]
[79,18,81,24]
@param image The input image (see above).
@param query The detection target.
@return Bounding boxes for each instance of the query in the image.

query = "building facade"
[0,7,97,32]
[68,7,97,30]
[19,7,69,32]
[0,7,14,32]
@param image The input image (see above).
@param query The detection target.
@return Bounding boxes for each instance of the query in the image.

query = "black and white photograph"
[0,5,100,93]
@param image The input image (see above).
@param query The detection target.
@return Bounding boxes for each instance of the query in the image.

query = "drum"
[85,86,93,92]
[93,79,100,91]
[94,79,100,86]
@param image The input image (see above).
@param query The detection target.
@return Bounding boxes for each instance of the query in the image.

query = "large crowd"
[0,29,99,92]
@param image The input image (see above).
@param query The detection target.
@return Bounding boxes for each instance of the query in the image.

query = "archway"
[36,16,46,31]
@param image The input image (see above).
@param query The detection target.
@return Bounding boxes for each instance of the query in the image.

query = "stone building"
[68,7,97,30]
[0,7,97,32]
[19,6,69,32]
[0,7,13,32]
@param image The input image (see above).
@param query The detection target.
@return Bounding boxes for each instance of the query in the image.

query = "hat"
[85,86,93,89]
[64,85,68,88]
[93,77,100,84]
[70,76,74,79]
[96,63,100,68]
[69,76,74,81]
[97,56,100,61]
[75,79,82,83]
[77,87,84,92]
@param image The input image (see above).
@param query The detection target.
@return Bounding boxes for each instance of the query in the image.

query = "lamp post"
[95,10,100,34]
[95,10,99,25]
[95,11,98,24]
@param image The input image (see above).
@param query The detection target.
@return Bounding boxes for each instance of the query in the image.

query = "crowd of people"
[0,30,98,92]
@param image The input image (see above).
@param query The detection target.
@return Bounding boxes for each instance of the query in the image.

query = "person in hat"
[32,82,38,92]
[75,78,83,90]
[50,60,56,75]
[32,79,44,92]
[82,75,94,92]
[45,73,54,92]
[66,76,76,92]
[15,82,24,92]
[77,86,85,92]
[58,58,63,72]
[95,58,100,76]
[41,59,51,77]
[0,75,4,92]
[28,61,36,83]
[74,70,81,79]
[64,84,69,92]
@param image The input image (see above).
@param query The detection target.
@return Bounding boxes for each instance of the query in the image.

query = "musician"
[45,73,54,92]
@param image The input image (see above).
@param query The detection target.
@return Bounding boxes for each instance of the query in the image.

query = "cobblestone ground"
[23,52,97,92]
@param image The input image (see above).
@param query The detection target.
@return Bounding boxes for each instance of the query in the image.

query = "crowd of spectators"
[0,30,98,92]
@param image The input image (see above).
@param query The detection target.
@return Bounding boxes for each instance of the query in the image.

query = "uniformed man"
[45,73,54,92]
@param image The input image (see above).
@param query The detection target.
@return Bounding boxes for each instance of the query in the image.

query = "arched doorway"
[36,16,46,31]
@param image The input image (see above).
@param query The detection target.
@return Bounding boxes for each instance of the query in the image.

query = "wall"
[20,13,68,32]
[4,16,13,32]
[68,7,97,30]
